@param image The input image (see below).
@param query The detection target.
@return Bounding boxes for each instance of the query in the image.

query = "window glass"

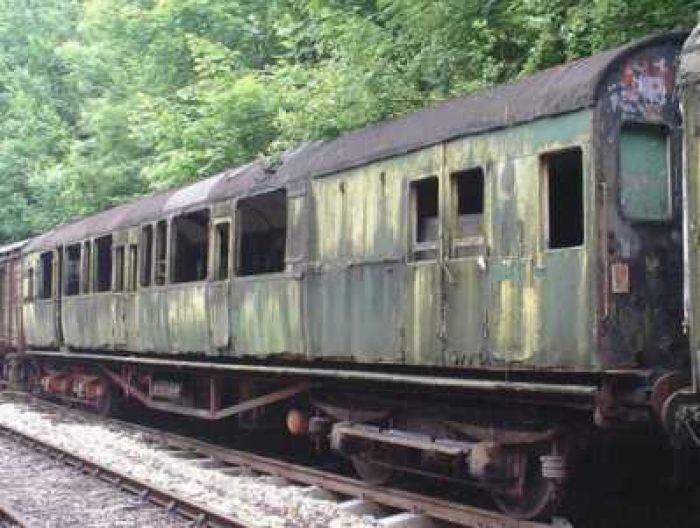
[543,148,584,249]
[94,235,112,292]
[82,240,91,294]
[38,251,53,299]
[140,225,153,288]
[65,244,81,296]
[619,124,670,221]
[114,246,125,292]
[236,191,287,276]
[128,244,138,292]
[215,221,231,281]
[155,220,168,285]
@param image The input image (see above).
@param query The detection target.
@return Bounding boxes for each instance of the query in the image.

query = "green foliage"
[0,0,698,242]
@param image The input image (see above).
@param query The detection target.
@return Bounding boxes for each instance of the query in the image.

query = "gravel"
[0,400,379,528]
[0,433,188,527]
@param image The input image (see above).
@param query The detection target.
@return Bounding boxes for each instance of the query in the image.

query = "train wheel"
[490,445,563,520]
[351,454,394,486]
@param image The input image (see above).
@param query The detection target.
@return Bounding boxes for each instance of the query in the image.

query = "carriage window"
[82,240,91,294]
[65,244,81,296]
[114,246,125,292]
[543,149,583,249]
[154,220,168,285]
[38,251,53,299]
[236,190,287,276]
[452,167,484,240]
[128,244,138,291]
[140,225,153,288]
[619,124,670,221]
[410,177,439,260]
[25,267,34,301]
[214,221,231,281]
[94,235,112,292]
[171,209,210,283]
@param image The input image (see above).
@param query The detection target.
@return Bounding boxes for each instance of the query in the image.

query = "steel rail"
[2,393,565,528]
[0,499,30,527]
[0,418,251,528]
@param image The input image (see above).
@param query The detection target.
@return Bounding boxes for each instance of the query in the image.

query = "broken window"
[65,244,81,296]
[171,209,210,283]
[128,244,138,292]
[82,240,92,294]
[236,190,287,276]
[214,221,231,281]
[94,235,112,293]
[619,124,670,221]
[38,251,53,299]
[155,220,168,285]
[140,225,153,288]
[114,246,125,292]
[543,148,584,249]
[452,167,485,243]
[410,177,439,260]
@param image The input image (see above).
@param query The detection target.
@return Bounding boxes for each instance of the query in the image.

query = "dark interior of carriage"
[545,148,584,249]
[171,210,210,283]
[236,190,287,276]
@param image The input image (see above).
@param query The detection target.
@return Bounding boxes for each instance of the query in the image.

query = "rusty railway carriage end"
[5,26,700,522]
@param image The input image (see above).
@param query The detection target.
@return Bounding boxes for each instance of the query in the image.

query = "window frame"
[93,234,113,294]
[408,174,440,262]
[63,243,82,297]
[139,224,154,289]
[617,121,672,223]
[212,218,232,282]
[450,166,486,256]
[234,189,289,277]
[170,208,211,284]
[38,250,54,300]
[113,245,125,293]
[540,146,585,251]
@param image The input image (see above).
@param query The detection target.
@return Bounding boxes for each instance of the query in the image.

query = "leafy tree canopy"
[0,0,697,242]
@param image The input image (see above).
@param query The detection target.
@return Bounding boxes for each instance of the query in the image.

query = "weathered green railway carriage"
[17,31,693,518]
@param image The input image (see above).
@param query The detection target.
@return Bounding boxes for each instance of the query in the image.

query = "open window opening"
[128,244,138,292]
[65,244,81,296]
[171,209,210,283]
[214,221,231,281]
[38,251,53,299]
[452,167,484,241]
[114,246,125,292]
[82,240,92,294]
[94,235,112,293]
[236,190,287,276]
[410,177,439,260]
[543,148,584,249]
[140,225,153,288]
[155,220,168,285]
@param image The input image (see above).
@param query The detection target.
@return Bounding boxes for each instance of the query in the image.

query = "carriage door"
[488,159,525,362]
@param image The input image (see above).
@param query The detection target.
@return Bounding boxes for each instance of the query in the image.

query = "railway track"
[0,498,28,527]
[0,393,571,528]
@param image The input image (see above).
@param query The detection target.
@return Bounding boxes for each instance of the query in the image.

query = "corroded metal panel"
[62,295,117,349]
[306,263,403,362]
[230,276,304,357]
[404,263,441,365]
[167,283,210,353]
[208,281,230,352]
[24,299,55,348]
[132,290,170,353]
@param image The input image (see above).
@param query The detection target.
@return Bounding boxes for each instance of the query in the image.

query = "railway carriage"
[5,29,700,520]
